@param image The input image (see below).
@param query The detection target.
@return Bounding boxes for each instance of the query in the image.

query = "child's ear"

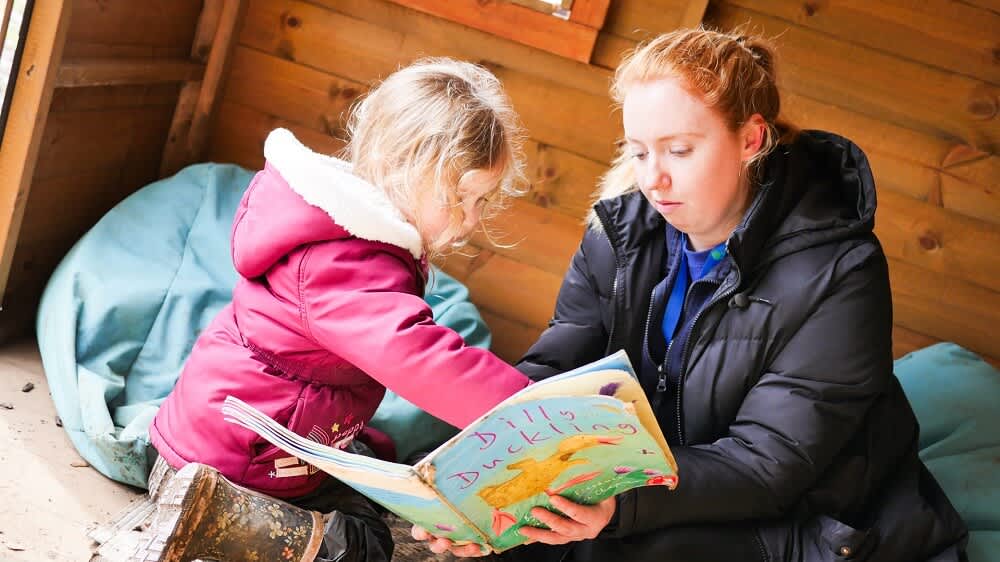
[740,114,767,161]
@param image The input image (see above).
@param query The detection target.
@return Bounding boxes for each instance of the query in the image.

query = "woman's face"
[622,77,763,250]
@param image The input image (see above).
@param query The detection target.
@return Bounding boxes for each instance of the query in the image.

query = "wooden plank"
[722,0,999,85]
[709,3,1000,151]
[297,0,613,97]
[523,140,608,220]
[568,0,611,29]
[208,100,346,170]
[223,46,363,140]
[66,0,201,52]
[940,174,1000,226]
[603,0,691,41]
[877,190,1000,293]
[0,0,71,301]
[49,83,181,112]
[32,106,174,183]
[471,198,583,276]
[479,310,543,364]
[888,258,1000,363]
[591,30,637,70]
[55,57,205,88]
[187,0,247,163]
[385,0,598,63]
[942,144,1000,187]
[892,325,940,360]
[160,0,223,178]
[459,252,563,329]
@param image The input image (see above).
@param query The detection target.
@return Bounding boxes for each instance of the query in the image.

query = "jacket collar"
[594,130,877,275]
[263,128,424,259]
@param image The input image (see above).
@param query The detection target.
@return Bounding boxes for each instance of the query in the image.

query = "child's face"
[623,77,762,250]
[417,169,500,248]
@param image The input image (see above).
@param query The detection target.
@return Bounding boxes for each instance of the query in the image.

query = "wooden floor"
[0,338,142,561]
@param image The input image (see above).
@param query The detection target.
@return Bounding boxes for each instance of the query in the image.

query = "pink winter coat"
[149,129,531,498]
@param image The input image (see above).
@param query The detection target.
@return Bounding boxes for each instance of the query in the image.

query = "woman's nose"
[644,157,669,189]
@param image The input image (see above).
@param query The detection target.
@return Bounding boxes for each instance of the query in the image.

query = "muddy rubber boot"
[132,462,324,562]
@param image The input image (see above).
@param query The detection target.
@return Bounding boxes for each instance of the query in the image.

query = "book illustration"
[423,395,676,550]
[222,350,678,553]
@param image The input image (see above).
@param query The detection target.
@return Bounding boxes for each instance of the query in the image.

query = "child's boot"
[133,462,324,562]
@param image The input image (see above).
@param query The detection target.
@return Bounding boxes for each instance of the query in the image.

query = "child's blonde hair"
[344,58,526,254]
[591,27,797,226]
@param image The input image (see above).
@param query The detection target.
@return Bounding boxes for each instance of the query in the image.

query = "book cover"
[221,350,678,553]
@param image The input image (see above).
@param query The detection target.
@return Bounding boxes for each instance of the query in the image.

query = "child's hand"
[410,525,491,558]
[519,495,616,545]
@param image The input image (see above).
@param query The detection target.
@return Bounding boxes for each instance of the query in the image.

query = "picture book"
[221,351,678,553]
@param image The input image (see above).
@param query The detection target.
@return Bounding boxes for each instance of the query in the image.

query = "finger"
[428,537,454,554]
[411,525,432,541]
[519,525,571,546]
[531,505,584,537]
[450,543,490,557]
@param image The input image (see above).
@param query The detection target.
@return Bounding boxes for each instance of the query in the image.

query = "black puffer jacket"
[514,131,968,561]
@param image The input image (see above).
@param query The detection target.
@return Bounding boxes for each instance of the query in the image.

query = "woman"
[416,28,968,561]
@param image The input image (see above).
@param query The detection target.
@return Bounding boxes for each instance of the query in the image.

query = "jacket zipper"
[595,206,624,353]
[674,271,740,446]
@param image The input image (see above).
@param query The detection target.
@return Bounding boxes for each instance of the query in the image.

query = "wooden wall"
[206,0,998,366]
[702,1,1000,364]
[0,0,201,341]
[206,0,708,362]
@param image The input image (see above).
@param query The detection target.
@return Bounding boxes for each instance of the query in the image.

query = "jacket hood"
[595,130,877,272]
[232,129,424,278]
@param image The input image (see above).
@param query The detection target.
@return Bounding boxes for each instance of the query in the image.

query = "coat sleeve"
[609,245,894,537]
[516,229,612,381]
[300,243,530,429]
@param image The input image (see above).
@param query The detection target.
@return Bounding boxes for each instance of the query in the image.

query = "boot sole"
[158,463,217,562]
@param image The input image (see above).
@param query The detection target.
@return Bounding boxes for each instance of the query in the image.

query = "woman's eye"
[631,152,648,161]
[670,147,691,156]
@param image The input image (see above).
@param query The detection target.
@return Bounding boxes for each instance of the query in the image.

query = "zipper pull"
[656,364,667,392]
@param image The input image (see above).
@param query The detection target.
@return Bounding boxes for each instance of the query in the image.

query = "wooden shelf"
[55,57,205,88]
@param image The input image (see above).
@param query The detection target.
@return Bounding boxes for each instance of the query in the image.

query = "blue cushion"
[895,343,1000,561]
[36,163,488,487]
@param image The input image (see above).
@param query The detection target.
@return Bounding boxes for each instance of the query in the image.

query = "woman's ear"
[740,114,767,162]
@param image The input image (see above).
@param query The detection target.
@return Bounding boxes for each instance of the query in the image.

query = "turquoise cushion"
[36,163,487,487]
[895,343,1000,561]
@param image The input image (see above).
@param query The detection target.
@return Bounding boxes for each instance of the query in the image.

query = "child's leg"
[289,475,394,562]
[289,440,394,562]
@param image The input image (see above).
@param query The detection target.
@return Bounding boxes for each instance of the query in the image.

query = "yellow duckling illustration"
[478,434,623,535]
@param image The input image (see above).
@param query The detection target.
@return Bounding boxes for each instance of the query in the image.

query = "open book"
[221,351,678,553]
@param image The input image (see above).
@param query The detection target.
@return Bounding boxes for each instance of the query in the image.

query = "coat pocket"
[815,515,876,561]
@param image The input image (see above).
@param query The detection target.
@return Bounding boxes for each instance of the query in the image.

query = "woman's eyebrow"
[624,132,705,143]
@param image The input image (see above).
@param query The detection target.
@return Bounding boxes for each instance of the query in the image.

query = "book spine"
[414,462,495,550]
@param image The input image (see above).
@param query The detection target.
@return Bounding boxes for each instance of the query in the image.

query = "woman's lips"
[654,200,682,214]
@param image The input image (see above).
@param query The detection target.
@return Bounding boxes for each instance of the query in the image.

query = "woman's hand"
[410,525,491,558]
[519,495,616,545]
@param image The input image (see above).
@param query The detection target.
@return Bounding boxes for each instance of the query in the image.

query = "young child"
[138,58,532,562]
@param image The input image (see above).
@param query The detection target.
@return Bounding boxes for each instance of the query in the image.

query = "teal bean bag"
[36,163,479,488]
[895,343,1000,562]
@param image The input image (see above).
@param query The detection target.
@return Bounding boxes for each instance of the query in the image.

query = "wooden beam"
[386,0,599,63]
[160,0,245,178]
[55,57,204,88]
[187,0,246,162]
[568,0,611,29]
[160,0,223,177]
[0,0,71,301]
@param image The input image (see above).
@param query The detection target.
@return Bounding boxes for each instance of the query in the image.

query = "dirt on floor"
[0,339,142,561]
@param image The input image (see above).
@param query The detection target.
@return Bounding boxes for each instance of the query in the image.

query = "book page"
[221,397,485,546]
[420,394,676,552]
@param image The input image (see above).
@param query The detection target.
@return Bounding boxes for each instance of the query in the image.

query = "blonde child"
[138,58,532,562]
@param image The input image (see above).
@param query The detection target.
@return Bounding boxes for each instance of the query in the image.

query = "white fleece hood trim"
[263,128,424,259]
